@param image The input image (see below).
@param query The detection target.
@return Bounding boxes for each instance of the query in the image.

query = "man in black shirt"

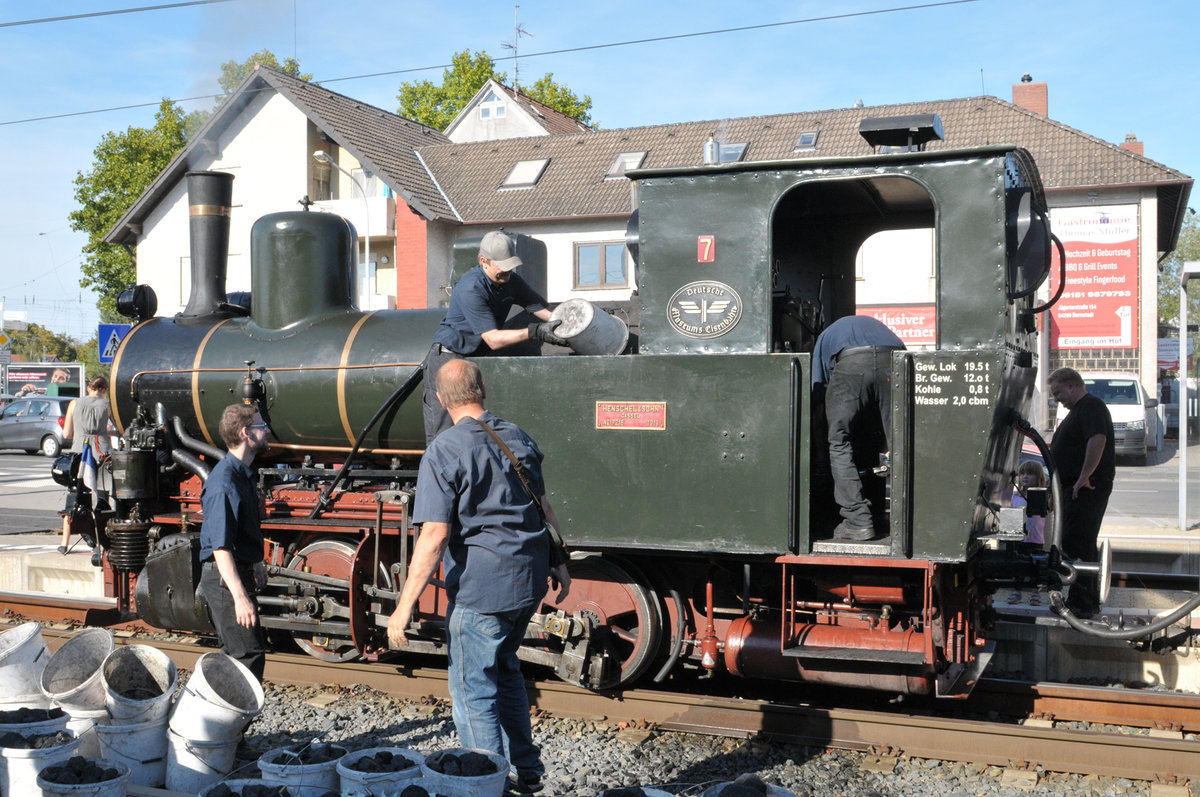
[1048,367,1115,617]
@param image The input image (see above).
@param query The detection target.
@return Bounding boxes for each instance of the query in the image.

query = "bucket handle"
[183,739,234,772]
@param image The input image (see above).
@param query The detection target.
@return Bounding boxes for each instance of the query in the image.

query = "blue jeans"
[446,602,543,777]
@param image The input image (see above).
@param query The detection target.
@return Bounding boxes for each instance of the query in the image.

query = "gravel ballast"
[229,681,1156,796]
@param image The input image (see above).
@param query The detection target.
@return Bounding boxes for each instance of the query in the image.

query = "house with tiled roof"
[106,65,454,311]
[444,78,592,143]
[108,69,1190,416]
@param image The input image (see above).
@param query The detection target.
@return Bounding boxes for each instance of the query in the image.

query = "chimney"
[181,171,235,318]
[1012,73,1048,117]
[1120,133,1144,157]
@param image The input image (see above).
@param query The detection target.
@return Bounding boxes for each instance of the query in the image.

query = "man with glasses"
[198,404,271,680]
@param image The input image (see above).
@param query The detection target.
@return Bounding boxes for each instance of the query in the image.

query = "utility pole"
[502,4,533,92]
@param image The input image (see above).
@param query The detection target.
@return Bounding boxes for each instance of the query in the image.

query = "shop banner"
[1049,205,1139,349]
[1158,337,1194,372]
[857,304,937,349]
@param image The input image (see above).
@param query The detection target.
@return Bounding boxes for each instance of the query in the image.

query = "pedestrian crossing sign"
[98,324,132,364]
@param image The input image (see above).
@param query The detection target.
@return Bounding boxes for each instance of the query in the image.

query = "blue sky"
[1,0,1196,343]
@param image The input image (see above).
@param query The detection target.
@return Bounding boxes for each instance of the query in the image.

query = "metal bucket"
[101,644,177,724]
[165,726,239,793]
[40,628,114,713]
[0,729,81,796]
[336,746,423,796]
[0,622,50,701]
[257,743,347,797]
[95,715,168,787]
[550,299,629,355]
[167,652,263,741]
[64,706,109,758]
[420,748,509,797]
[36,757,131,797]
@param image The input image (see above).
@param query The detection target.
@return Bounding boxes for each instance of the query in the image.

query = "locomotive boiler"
[83,116,1169,699]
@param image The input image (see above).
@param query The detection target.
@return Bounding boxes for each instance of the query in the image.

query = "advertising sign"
[5,363,84,397]
[1049,205,1139,349]
[1158,338,1194,372]
[857,304,937,349]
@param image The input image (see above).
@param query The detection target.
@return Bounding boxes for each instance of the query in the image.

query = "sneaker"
[833,521,876,542]
[56,546,68,555]
[508,769,544,794]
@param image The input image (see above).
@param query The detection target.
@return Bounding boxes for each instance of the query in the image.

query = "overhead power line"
[0,0,234,29]
[0,0,978,127]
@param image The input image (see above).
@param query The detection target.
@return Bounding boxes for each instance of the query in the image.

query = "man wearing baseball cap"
[423,230,568,443]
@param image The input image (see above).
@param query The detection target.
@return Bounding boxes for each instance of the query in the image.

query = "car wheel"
[40,436,61,457]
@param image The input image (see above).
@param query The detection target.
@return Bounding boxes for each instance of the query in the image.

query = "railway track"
[6,591,1200,784]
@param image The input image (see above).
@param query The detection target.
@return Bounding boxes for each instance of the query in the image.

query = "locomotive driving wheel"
[540,555,663,689]
[286,538,387,662]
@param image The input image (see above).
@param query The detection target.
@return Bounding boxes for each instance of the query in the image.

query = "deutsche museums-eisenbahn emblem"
[667,281,742,339]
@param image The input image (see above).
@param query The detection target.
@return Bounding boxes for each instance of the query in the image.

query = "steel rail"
[7,600,1200,782]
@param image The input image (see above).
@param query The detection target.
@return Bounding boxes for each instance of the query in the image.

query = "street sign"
[0,351,9,364]
[0,331,8,347]
[98,324,132,364]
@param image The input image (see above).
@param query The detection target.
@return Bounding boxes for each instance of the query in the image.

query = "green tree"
[8,324,79,364]
[1159,211,1200,327]
[187,50,313,136]
[70,100,189,320]
[524,72,593,127]
[397,49,595,130]
[1158,211,1200,375]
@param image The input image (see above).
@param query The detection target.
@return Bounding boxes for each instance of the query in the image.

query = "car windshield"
[1087,379,1140,405]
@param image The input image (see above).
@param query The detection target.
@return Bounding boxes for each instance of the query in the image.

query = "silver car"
[0,396,72,456]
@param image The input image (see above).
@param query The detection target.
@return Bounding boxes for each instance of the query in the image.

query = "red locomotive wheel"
[541,555,663,689]
[287,538,385,662]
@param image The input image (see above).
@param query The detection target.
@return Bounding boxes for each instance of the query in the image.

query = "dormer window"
[606,151,647,180]
[502,158,550,189]
[480,90,507,120]
[719,142,748,162]
[794,130,820,150]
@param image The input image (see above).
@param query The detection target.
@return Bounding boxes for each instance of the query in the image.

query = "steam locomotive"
[75,114,1171,699]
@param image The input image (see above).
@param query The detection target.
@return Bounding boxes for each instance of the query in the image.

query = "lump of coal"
[398,786,430,797]
[348,750,418,773]
[38,756,122,784]
[0,707,64,724]
[0,730,73,749]
[426,750,497,777]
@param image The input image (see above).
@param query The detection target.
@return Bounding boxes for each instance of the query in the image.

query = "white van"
[1055,372,1159,465]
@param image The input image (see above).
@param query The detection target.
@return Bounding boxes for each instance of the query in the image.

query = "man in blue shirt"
[812,315,905,542]
[198,404,270,680]
[423,231,569,443]
[389,359,570,795]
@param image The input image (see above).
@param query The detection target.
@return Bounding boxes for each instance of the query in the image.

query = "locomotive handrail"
[127,361,422,399]
[1028,234,1068,315]
[309,364,426,519]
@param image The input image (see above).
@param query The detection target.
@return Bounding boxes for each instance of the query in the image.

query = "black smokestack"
[181,170,234,317]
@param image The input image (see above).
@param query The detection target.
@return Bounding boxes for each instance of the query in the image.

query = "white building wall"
[135,92,312,313]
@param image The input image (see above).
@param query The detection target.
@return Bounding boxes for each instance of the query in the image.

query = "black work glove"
[529,320,569,346]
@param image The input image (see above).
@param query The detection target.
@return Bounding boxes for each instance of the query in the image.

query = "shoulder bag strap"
[470,417,569,553]
[470,416,546,522]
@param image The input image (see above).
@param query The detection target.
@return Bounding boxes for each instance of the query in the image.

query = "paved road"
[0,451,64,534]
